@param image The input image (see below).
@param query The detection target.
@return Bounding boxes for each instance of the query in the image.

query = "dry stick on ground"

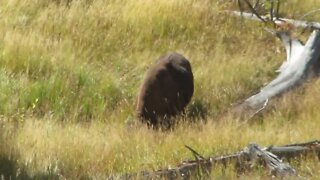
[227,11,320,120]
[118,140,320,179]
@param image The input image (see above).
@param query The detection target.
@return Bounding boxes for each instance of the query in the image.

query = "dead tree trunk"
[227,9,320,119]
[233,30,320,118]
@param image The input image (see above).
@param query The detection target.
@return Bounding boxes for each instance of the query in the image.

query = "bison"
[136,52,194,129]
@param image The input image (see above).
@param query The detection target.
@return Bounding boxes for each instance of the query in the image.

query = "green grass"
[0,0,320,179]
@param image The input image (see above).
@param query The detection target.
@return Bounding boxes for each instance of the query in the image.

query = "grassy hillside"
[0,0,319,179]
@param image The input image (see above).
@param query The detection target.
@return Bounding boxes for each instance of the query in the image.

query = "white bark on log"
[224,11,320,119]
[244,143,296,177]
[244,30,320,113]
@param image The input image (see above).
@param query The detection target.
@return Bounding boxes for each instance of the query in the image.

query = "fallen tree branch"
[222,4,320,120]
[115,140,320,179]
[244,143,296,177]
[225,18,320,119]
[228,11,320,29]
[240,30,320,116]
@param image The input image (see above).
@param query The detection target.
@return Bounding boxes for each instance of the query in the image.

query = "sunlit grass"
[3,104,319,178]
[0,0,319,179]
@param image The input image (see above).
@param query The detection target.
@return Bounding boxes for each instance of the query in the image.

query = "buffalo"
[136,52,194,129]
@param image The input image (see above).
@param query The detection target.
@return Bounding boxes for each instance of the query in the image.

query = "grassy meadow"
[0,0,320,179]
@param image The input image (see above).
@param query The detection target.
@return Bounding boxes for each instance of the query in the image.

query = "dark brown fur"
[136,52,194,128]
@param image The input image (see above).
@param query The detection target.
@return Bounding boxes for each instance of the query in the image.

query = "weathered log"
[241,143,296,177]
[114,140,320,179]
[236,30,320,117]
[224,13,320,119]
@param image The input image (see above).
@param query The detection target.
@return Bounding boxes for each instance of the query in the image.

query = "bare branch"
[228,11,320,29]
[238,0,244,15]
[270,0,274,22]
[300,9,320,20]
[275,0,280,20]
[242,0,267,23]
[253,0,260,10]
[185,145,206,160]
